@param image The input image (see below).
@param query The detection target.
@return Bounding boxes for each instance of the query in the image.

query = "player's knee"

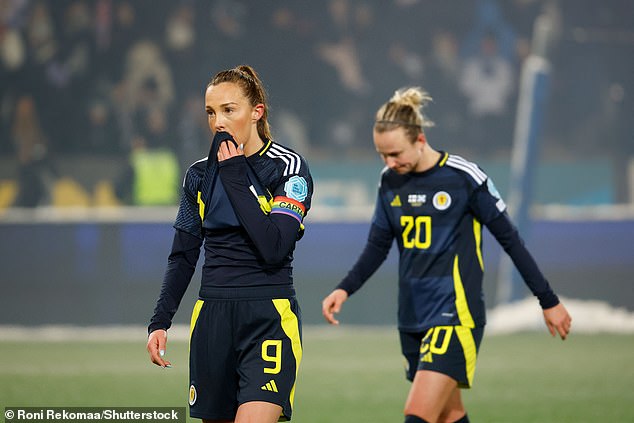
[404,404,437,423]
[404,412,468,423]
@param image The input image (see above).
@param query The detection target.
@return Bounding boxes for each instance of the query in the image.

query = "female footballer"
[321,87,571,423]
[147,65,313,422]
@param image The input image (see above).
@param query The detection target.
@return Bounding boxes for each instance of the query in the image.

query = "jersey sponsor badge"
[284,175,308,202]
[189,384,197,406]
[432,191,452,210]
[407,194,427,207]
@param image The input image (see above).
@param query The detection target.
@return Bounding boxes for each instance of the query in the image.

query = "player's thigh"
[418,325,484,389]
[404,369,458,421]
[235,401,284,423]
[438,388,467,423]
[235,297,302,421]
[190,300,240,420]
[399,329,429,381]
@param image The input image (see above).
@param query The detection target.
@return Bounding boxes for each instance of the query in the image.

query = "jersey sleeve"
[269,158,313,225]
[336,222,394,295]
[173,165,204,239]
[468,176,507,225]
[466,172,559,308]
[336,182,394,295]
[218,154,313,264]
[148,229,202,333]
[370,175,394,232]
[486,212,560,309]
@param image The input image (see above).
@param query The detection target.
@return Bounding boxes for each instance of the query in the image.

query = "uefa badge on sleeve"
[284,176,308,202]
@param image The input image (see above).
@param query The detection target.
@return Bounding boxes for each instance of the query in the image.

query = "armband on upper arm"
[271,196,306,224]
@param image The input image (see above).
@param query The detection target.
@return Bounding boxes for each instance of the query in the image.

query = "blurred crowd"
[0,0,631,206]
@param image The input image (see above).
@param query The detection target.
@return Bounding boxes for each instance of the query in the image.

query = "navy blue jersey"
[149,137,313,333]
[337,152,558,332]
[174,139,313,288]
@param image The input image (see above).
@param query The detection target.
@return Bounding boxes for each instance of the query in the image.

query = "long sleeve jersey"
[149,133,313,333]
[337,152,558,332]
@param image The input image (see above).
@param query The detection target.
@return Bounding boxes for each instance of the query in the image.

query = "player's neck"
[243,136,265,157]
[415,147,441,173]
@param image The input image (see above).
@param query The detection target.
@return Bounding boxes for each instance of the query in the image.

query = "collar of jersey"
[257,139,273,156]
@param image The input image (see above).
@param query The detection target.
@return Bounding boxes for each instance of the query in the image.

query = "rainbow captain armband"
[271,196,306,223]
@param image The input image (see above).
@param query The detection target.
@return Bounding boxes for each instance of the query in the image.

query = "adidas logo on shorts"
[261,379,278,393]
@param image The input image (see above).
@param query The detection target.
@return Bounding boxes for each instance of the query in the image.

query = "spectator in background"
[459,31,515,155]
[121,39,174,116]
[315,0,374,152]
[25,1,57,69]
[116,106,179,206]
[262,3,319,154]
[116,37,174,153]
[86,97,119,154]
[423,29,466,151]
[164,2,201,100]
[115,136,179,207]
[11,94,56,207]
[55,0,94,152]
[175,93,209,175]
[0,17,27,155]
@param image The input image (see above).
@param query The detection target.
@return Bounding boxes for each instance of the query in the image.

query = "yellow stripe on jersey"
[272,299,303,407]
[189,300,204,349]
[438,152,449,167]
[473,218,484,270]
[259,139,272,156]
[258,194,273,214]
[197,191,205,220]
[455,326,477,387]
[453,255,475,328]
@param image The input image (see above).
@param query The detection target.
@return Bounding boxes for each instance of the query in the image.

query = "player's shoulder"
[182,156,207,189]
[186,156,207,172]
[443,153,488,186]
[377,166,408,193]
[378,165,392,185]
[262,140,311,177]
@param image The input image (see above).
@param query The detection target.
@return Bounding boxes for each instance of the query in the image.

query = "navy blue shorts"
[400,325,484,388]
[188,286,302,421]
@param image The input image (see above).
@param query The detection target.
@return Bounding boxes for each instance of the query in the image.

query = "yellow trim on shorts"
[189,299,204,349]
[453,255,475,328]
[455,326,477,387]
[272,299,303,407]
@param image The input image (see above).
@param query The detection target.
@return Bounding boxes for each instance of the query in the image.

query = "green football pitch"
[1,327,633,422]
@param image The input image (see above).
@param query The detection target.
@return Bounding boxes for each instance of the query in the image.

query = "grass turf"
[1,327,633,422]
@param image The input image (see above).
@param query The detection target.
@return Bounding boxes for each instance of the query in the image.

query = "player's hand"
[217,138,244,162]
[147,329,172,368]
[543,302,572,340]
[322,289,349,325]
